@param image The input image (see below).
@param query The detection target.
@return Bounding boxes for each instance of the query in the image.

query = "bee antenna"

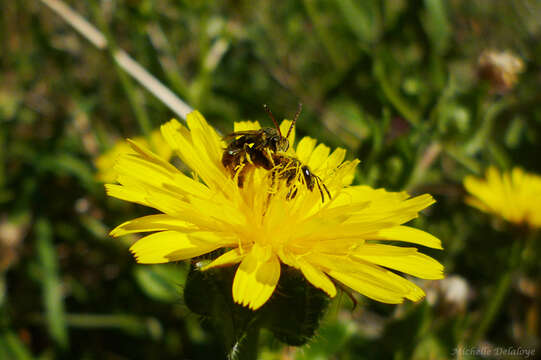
[286,102,302,139]
[263,104,282,137]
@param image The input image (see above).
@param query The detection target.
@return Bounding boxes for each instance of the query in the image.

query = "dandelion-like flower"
[464,166,541,229]
[107,111,444,310]
[95,129,172,183]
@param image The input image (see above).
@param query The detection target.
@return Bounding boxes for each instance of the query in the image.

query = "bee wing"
[222,130,261,140]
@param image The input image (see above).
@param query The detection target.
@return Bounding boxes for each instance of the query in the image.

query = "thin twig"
[39,0,193,120]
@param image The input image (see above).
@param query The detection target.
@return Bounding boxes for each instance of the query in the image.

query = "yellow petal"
[127,139,178,173]
[105,183,149,207]
[186,111,224,166]
[328,263,425,303]
[321,148,346,174]
[188,195,246,228]
[160,119,192,163]
[114,153,177,190]
[107,177,187,216]
[110,214,196,237]
[307,143,331,171]
[464,196,491,213]
[298,259,337,297]
[149,129,173,160]
[322,160,359,189]
[161,119,223,187]
[95,139,136,183]
[139,184,191,215]
[369,226,443,249]
[234,121,261,132]
[202,247,248,270]
[343,191,435,226]
[343,186,409,203]
[129,231,223,264]
[464,166,541,228]
[232,250,281,310]
[295,137,317,163]
[351,244,444,279]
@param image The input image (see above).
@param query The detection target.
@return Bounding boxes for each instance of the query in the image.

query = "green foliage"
[260,267,330,346]
[134,264,188,303]
[2,0,541,358]
[35,218,68,349]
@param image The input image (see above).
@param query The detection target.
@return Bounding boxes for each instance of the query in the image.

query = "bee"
[270,154,331,203]
[221,104,299,186]
[221,104,331,202]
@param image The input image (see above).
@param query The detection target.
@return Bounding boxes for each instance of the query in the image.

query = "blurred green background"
[1,0,541,359]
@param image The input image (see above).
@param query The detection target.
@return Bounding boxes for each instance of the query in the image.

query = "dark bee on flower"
[270,153,331,203]
[221,104,299,185]
[221,104,331,202]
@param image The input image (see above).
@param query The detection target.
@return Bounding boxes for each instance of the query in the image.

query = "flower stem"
[372,56,421,127]
[465,99,511,155]
[233,326,260,360]
[470,238,523,344]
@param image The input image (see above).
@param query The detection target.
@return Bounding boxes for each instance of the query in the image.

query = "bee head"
[263,103,302,153]
[274,135,290,152]
[264,128,289,152]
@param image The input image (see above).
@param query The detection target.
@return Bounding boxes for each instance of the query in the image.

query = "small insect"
[270,154,331,203]
[221,104,300,186]
[221,104,331,202]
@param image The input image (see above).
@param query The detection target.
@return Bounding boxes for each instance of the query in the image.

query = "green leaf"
[412,334,448,359]
[0,331,34,360]
[373,56,421,126]
[422,0,451,54]
[134,264,188,303]
[38,154,96,191]
[260,267,330,346]
[296,320,355,359]
[336,0,381,45]
[505,116,526,149]
[35,218,68,349]
[64,314,162,339]
[183,266,258,358]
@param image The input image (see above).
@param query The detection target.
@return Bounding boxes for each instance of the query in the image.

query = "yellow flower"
[95,129,173,183]
[464,166,541,229]
[106,111,444,310]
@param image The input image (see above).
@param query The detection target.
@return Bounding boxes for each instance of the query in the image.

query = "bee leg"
[316,179,324,203]
[286,186,298,200]
[285,168,297,187]
[270,166,278,187]
[314,176,331,203]
[234,163,250,188]
[268,166,284,198]
[249,147,274,170]
[238,170,245,188]
[321,180,331,201]
[282,166,299,200]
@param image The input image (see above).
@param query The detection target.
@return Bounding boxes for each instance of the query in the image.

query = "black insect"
[221,104,299,184]
[270,154,331,203]
[221,104,331,202]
